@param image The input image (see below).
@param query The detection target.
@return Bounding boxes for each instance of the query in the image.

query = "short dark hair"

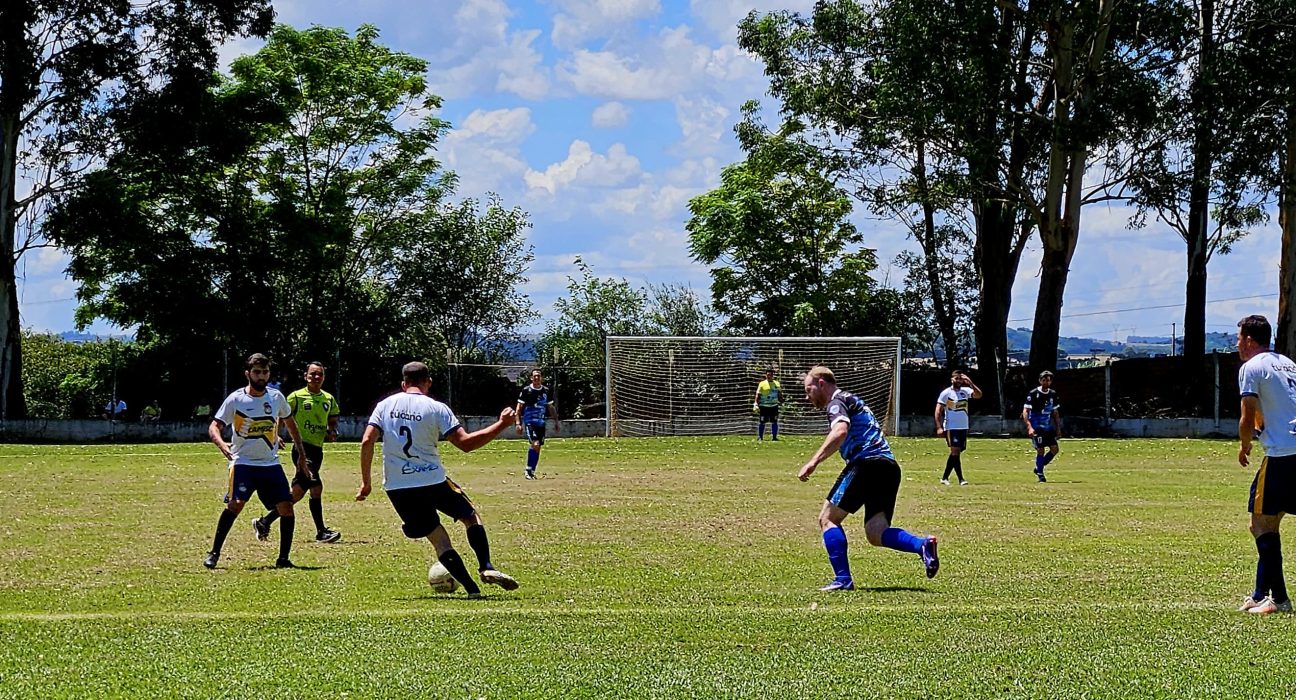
[1238,314,1272,348]
[305,361,326,373]
[402,361,431,385]
[245,353,271,370]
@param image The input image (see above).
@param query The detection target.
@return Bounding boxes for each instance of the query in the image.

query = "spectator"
[103,398,127,420]
[141,400,161,423]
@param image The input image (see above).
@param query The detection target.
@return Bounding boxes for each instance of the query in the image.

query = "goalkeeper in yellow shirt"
[753,367,784,441]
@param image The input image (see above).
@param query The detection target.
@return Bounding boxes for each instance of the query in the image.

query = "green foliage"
[20,332,139,419]
[43,25,535,415]
[687,107,909,338]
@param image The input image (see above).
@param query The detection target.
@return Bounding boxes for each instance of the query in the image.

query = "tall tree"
[0,0,272,418]
[686,107,907,338]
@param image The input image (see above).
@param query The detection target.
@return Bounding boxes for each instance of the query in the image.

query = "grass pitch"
[0,436,1291,698]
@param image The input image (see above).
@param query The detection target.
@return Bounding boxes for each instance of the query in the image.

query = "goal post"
[605,336,901,437]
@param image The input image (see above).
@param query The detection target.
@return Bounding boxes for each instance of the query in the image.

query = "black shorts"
[945,429,968,450]
[524,422,546,445]
[759,405,779,421]
[1032,430,1059,450]
[224,463,292,508]
[1250,454,1296,516]
[826,456,901,523]
[386,479,477,539]
[290,442,325,489]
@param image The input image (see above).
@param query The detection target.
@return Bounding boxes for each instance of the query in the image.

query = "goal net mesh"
[606,336,900,437]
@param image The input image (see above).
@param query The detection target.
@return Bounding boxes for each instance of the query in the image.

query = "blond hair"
[806,366,836,384]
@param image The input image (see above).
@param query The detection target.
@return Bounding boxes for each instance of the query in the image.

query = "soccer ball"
[427,561,459,593]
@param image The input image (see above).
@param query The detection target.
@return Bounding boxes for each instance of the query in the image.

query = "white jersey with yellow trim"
[1239,351,1296,457]
[214,387,291,467]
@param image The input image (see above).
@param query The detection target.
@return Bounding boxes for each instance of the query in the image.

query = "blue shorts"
[524,422,547,445]
[225,463,292,508]
[826,456,901,523]
[945,429,968,450]
[1250,455,1296,516]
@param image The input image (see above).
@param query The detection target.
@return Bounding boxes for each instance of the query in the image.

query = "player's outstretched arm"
[208,419,232,461]
[447,407,517,453]
[357,425,379,501]
[798,421,848,481]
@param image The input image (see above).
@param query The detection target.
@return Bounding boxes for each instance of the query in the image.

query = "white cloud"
[592,101,630,128]
[430,28,550,100]
[441,108,535,197]
[550,0,661,49]
[672,96,730,157]
[523,140,641,195]
[688,0,818,42]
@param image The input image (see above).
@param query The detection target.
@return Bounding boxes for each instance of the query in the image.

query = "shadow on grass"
[854,585,928,594]
[244,564,327,571]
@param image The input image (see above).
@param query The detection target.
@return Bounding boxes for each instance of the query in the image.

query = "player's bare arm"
[448,406,517,453]
[208,419,232,460]
[514,400,525,434]
[326,414,339,443]
[356,424,380,500]
[1239,396,1261,467]
[1053,409,1064,438]
[1022,407,1035,437]
[964,374,983,399]
[799,421,849,481]
[549,401,561,434]
[934,403,946,437]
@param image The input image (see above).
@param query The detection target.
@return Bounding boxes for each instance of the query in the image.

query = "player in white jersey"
[203,353,310,570]
[356,361,520,597]
[1236,315,1296,614]
[934,370,981,485]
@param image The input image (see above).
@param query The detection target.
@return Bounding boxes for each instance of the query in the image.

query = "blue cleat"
[819,578,854,592]
[921,537,940,579]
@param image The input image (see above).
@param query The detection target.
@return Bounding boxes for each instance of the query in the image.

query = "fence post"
[1104,360,1112,427]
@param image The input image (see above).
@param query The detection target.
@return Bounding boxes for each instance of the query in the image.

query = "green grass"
[0,436,1291,698]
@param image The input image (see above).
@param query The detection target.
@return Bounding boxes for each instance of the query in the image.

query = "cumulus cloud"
[441,107,535,196]
[550,0,661,49]
[688,0,818,42]
[524,141,642,195]
[592,101,630,128]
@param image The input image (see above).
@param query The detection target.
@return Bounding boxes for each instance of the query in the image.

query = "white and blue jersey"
[1024,388,1060,431]
[517,384,552,426]
[1239,351,1296,457]
[826,389,894,463]
[366,391,461,491]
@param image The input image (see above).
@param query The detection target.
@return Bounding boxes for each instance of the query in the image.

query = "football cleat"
[315,529,342,543]
[940,479,950,485]
[203,551,220,569]
[524,470,536,480]
[252,517,270,542]
[480,568,520,591]
[274,558,296,569]
[819,578,854,592]
[1247,596,1293,615]
[959,481,969,486]
[1239,596,1264,612]
[921,537,940,579]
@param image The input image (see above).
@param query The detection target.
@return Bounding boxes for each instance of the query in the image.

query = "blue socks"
[881,527,926,554]
[1042,452,1055,467]
[526,448,539,469]
[823,526,851,580]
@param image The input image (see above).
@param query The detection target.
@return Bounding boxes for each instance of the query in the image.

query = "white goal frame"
[605,336,901,437]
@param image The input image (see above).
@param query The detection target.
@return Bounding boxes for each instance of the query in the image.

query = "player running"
[935,369,982,485]
[797,365,939,591]
[1022,370,1063,482]
[357,361,520,597]
[515,369,560,480]
[253,361,342,544]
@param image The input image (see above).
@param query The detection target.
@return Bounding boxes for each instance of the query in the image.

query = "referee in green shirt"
[254,361,343,543]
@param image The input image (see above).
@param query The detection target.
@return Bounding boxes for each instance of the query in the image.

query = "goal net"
[605,336,901,437]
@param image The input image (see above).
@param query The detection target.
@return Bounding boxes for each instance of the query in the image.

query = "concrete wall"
[0,415,1234,443]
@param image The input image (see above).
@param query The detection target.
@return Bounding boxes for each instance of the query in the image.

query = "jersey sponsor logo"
[389,409,424,422]
[401,462,441,475]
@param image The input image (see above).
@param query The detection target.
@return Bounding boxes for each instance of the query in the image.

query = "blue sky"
[17,0,1282,344]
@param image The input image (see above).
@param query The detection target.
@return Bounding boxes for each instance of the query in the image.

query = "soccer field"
[0,436,1291,698]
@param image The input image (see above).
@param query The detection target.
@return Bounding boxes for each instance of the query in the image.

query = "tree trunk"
[1278,106,1296,357]
[1182,0,1214,359]
[914,140,960,368]
[0,115,27,419]
[973,199,1020,414]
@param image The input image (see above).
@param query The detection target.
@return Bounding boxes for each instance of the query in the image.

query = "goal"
[605,336,901,437]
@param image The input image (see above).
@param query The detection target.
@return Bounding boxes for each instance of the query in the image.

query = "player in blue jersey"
[515,369,561,480]
[1236,314,1296,614]
[1021,370,1063,482]
[797,366,939,591]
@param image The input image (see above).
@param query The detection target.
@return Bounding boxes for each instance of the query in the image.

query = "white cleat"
[480,568,520,591]
[1247,595,1293,615]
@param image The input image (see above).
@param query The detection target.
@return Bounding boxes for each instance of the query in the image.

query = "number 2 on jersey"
[398,425,414,458]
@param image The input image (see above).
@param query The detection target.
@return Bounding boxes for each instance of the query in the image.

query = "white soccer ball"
[427,561,459,593]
